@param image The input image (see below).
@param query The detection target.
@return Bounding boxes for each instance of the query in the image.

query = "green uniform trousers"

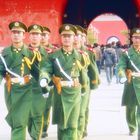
[83,90,91,137]
[77,86,90,140]
[126,106,137,133]
[42,89,53,133]
[58,126,77,140]
[28,84,46,140]
[4,84,32,140]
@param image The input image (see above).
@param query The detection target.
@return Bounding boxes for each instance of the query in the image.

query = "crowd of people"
[92,41,130,85]
[0,20,140,140]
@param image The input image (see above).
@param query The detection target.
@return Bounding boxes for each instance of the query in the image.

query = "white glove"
[120,77,127,84]
[132,72,140,77]
[81,92,86,96]
[40,79,47,87]
[18,77,25,85]
[42,92,49,98]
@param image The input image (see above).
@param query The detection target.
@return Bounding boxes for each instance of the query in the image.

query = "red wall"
[90,20,128,45]
[0,0,67,46]
[0,0,139,47]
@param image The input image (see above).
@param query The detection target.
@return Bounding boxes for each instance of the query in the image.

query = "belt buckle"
[68,81,73,87]
[18,77,25,85]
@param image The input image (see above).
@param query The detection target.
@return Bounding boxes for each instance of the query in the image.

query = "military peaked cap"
[59,24,76,35]
[28,24,43,33]
[9,21,27,32]
[42,26,51,33]
[131,28,140,36]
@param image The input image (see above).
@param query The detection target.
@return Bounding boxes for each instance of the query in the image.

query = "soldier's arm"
[117,52,128,83]
[39,55,53,87]
[88,50,100,89]
[88,62,100,89]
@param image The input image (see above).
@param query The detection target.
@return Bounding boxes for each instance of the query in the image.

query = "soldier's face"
[41,31,50,45]
[29,32,42,45]
[61,34,74,47]
[73,34,82,49]
[11,30,25,43]
[82,34,87,45]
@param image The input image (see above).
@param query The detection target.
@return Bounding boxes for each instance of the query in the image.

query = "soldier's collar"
[133,45,140,53]
[29,44,40,51]
[12,45,23,53]
[62,48,73,56]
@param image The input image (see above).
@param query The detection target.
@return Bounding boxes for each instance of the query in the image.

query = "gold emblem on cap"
[33,25,38,29]
[136,29,140,34]
[15,22,19,27]
[65,25,70,30]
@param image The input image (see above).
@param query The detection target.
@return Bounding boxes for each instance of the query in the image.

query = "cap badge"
[33,25,38,29]
[136,29,140,34]
[15,22,19,27]
[65,25,70,30]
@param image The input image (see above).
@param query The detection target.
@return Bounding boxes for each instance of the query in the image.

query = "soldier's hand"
[40,79,47,87]
[42,92,49,98]
[120,77,127,84]
[81,92,86,96]
[132,72,140,77]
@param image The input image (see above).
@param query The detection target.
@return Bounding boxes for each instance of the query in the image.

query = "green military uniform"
[0,21,33,140]
[27,24,46,140]
[40,48,87,140]
[118,47,138,135]
[40,24,87,140]
[74,25,100,140]
[41,26,54,138]
[2,45,32,140]
[82,45,100,138]
[117,28,140,137]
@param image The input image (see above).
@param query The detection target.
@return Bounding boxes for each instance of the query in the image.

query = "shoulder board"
[87,47,95,53]
[78,49,89,58]
[78,49,84,54]
[2,46,11,56]
[121,48,128,53]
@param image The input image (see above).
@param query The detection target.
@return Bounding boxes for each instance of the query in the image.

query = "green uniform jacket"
[81,45,100,89]
[0,45,32,127]
[40,48,86,129]
[117,47,139,106]
[87,47,100,89]
[30,46,48,115]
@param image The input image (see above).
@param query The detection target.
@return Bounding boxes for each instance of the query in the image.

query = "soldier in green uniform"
[0,21,32,140]
[41,26,54,138]
[27,24,47,140]
[117,28,140,138]
[41,26,56,53]
[81,27,100,138]
[74,25,100,140]
[39,24,87,140]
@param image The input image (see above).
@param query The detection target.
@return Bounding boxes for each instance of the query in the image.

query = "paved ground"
[0,71,138,140]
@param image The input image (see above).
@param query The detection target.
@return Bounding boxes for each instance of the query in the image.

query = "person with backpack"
[102,43,117,85]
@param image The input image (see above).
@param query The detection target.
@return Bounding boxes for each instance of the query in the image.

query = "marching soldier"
[74,25,100,140]
[81,27,100,138]
[27,24,47,140]
[117,28,140,139]
[0,21,32,140]
[39,24,87,140]
[41,26,54,138]
[41,26,58,54]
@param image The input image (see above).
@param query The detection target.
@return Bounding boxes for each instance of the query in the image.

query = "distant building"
[88,13,128,45]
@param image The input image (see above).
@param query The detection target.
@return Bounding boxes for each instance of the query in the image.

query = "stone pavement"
[0,71,138,140]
